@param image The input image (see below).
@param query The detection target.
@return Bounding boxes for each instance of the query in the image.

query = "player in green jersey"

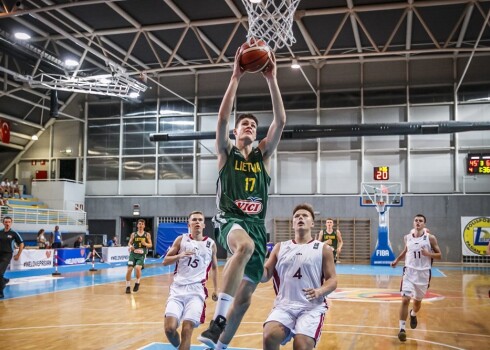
[317,218,343,263]
[125,218,152,294]
[198,48,286,349]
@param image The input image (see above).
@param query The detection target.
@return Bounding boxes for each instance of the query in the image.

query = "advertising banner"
[102,247,130,263]
[57,248,87,265]
[10,249,54,270]
[461,216,490,256]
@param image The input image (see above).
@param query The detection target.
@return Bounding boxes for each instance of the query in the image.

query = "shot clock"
[467,154,490,174]
[374,166,389,180]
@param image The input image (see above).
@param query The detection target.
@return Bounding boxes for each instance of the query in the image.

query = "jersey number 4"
[293,268,303,279]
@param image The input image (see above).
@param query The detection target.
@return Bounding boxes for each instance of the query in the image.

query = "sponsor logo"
[234,198,263,214]
[463,217,490,255]
[65,258,86,265]
[110,255,129,261]
[376,250,390,256]
[23,260,53,267]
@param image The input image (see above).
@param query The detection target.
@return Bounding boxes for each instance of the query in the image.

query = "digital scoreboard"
[467,154,490,175]
[374,166,389,180]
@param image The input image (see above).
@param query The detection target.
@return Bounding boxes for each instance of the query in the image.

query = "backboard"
[360,182,403,213]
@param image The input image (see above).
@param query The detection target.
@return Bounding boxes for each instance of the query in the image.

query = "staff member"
[0,216,24,298]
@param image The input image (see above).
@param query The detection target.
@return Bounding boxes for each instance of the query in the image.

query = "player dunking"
[391,214,442,342]
[262,204,337,350]
[198,48,286,349]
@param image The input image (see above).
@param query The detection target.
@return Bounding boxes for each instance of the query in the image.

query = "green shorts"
[214,214,267,284]
[128,252,145,267]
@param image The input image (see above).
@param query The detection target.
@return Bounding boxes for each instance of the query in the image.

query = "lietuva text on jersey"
[217,146,271,219]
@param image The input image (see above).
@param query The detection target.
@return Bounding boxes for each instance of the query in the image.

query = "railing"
[0,206,86,227]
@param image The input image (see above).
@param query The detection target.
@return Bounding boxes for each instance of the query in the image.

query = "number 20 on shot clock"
[374,166,389,180]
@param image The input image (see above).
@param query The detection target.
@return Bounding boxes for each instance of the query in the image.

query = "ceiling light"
[64,59,79,67]
[250,0,262,3]
[14,32,31,40]
[129,91,139,98]
[291,59,300,69]
[99,77,111,84]
[31,135,38,140]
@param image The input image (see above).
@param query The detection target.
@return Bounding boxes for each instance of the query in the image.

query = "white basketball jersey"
[173,233,214,286]
[273,239,326,309]
[405,229,432,271]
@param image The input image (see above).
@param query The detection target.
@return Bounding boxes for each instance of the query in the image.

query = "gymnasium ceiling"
[1,0,490,159]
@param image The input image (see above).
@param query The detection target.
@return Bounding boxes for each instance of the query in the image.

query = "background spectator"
[37,229,47,249]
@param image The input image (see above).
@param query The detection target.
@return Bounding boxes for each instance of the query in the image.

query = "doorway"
[59,159,76,181]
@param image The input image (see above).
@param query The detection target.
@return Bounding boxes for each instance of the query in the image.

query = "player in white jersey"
[163,211,219,350]
[391,214,441,342]
[261,204,337,350]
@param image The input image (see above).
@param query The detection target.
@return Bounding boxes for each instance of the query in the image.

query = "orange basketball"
[239,39,271,73]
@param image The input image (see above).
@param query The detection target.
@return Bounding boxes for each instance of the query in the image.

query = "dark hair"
[188,211,204,220]
[326,218,334,222]
[37,229,45,236]
[415,214,426,223]
[3,216,12,223]
[137,218,146,224]
[293,203,315,220]
[235,113,258,128]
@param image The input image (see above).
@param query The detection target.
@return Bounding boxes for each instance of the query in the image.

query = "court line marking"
[229,331,467,350]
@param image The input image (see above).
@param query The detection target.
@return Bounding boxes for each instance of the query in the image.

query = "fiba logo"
[463,217,490,255]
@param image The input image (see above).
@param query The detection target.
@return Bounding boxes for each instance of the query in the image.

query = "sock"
[136,279,141,283]
[216,341,228,350]
[126,281,130,287]
[399,320,406,330]
[213,292,234,320]
[411,310,417,316]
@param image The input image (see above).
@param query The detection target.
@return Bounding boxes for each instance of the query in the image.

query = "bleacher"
[1,195,86,230]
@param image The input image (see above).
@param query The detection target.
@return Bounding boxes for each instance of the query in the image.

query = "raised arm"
[216,49,245,169]
[258,54,286,164]
[261,243,280,282]
[317,230,323,241]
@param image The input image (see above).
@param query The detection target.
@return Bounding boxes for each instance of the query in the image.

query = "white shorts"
[164,284,206,327]
[401,267,431,301]
[264,304,327,347]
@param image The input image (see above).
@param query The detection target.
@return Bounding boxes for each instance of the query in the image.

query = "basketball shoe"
[198,315,227,348]
[398,329,407,342]
[410,309,417,329]
[133,283,140,292]
[125,286,131,294]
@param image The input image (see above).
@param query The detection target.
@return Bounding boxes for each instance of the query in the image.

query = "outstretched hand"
[261,51,277,80]
[232,47,245,79]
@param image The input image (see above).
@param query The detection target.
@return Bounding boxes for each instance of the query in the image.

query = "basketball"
[239,39,271,73]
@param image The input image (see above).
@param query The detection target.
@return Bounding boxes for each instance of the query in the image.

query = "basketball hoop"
[241,0,301,51]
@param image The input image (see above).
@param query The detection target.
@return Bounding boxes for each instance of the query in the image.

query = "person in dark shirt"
[74,236,83,248]
[0,216,24,298]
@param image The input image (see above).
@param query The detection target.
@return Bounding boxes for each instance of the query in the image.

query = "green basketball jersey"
[322,229,339,251]
[216,146,271,221]
[132,232,148,254]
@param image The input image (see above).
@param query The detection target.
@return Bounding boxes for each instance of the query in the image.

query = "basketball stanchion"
[52,249,61,276]
[89,246,98,272]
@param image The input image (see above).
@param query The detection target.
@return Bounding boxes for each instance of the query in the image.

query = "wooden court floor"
[0,264,488,350]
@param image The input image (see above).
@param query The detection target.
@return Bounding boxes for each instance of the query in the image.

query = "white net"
[241,0,301,51]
